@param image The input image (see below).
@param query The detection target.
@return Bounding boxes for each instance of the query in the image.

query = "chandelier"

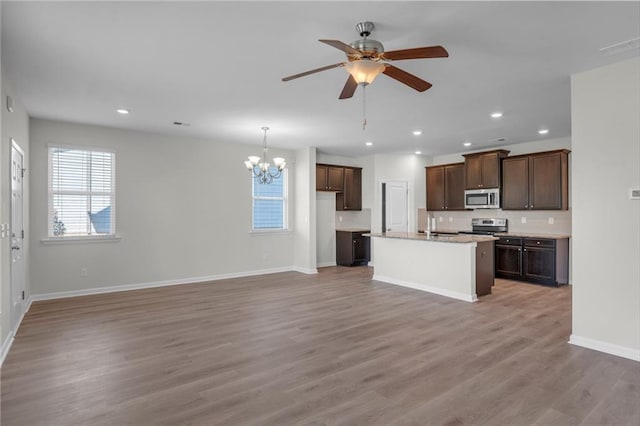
[244,127,286,184]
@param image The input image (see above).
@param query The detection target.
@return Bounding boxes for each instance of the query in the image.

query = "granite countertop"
[417,228,461,234]
[494,232,571,240]
[336,227,371,233]
[367,232,498,244]
[417,229,571,240]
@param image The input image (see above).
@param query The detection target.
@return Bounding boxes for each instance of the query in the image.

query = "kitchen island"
[368,232,497,302]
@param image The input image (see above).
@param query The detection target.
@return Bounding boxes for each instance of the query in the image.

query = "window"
[252,167,287,230]
[48,146,115,237]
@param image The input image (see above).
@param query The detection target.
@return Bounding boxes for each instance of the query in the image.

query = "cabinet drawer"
[497,237,522,246]
[524,238,554,248]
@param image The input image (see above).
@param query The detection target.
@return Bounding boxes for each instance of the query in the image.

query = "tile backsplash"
[336,208,372,230]
[418,208,571,235]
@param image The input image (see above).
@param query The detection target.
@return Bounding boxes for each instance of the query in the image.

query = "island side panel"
[475,240,495,296]
[371,237,478,302]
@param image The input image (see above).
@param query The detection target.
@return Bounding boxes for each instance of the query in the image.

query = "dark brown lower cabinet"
[495,236,569,286]
[336,230,370,266]
[495,237,523,280]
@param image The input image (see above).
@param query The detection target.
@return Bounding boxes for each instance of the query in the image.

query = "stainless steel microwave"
[464,188,500,209]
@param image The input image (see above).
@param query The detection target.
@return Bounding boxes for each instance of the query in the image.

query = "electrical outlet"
[339,216,343,222]
[448,217,453,223]
[548,217,554,225]
[521,217,527,224]
[80,268,88,277]
[438,216,444,222]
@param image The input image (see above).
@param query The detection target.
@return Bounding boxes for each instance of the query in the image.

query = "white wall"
[570,57,640,361]
[316,192,336,267]
[372,153,430,234]
[29,119,296,296]
[1,73,30,361]
[293,147,316,273]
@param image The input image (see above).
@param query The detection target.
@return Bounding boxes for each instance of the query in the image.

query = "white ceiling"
[2,1,639,157]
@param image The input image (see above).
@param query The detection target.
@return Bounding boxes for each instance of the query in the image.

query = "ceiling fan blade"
[319,39,362,57]
[382,45,449,61]
[382,65,432,92]
[339,75,358,99]
[282,62,345,81]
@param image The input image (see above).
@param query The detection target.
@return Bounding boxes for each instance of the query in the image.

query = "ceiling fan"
[282,21,449,99]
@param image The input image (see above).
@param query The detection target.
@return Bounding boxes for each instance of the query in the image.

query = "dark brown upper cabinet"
[316,164,344,192]
[336,167,362,211]
[316,163,362,211]
[426,163,466,211]
[463,150,510,189]
[502,149,570,210]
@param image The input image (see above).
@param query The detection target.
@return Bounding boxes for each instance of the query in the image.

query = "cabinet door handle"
[353,240,357,244]
[525,204,528,208]
[523,248,527,252]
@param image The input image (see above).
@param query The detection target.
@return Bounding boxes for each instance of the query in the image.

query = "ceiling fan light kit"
[282,21,449,99]
[344,60,386,85]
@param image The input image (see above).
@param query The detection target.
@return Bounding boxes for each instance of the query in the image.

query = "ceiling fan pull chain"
[362,84,367,131]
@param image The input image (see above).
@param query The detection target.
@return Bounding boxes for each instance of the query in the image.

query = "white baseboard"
[1,298,33,367]
[31,266,302,302]
[372,274,477,303]
[1,332,14,367]
[291,266,318,274]
[569,334,640,362]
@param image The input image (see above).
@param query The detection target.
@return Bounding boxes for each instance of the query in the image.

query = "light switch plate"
[548,217,554,225]
[521,217,527,224]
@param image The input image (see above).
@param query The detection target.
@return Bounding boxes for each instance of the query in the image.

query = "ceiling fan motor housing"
[349,38,384,59]
[350,21,384,59]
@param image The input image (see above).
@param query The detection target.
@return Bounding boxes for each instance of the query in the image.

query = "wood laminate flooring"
[1,267,638,425]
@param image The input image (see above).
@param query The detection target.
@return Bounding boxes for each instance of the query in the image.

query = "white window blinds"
[48,146,115,237]
[252,168,287,230]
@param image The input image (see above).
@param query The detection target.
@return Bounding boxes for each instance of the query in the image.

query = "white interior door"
[384,181,408,232]
[11,140,25,330]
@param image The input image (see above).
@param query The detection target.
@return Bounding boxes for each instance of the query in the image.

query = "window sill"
[249,229,291,236]
[41,235,122,245]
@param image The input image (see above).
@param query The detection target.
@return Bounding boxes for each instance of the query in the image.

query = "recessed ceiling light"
[538,129,549,135]
[415,151,422,155]
[116,109,130,115]
[490,112,503,118]
[463,142,472,147]
[365,141,373,146]
[412,130,423,136]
